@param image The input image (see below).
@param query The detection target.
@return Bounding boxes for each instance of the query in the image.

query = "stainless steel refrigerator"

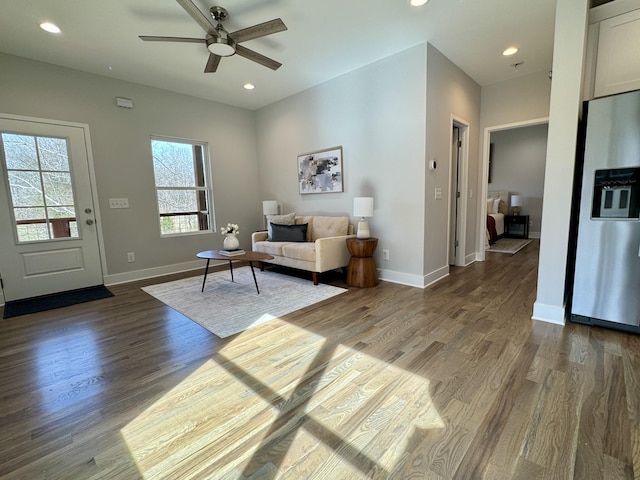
[570,89,640,333]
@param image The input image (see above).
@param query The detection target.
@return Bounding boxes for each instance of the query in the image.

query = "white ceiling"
[0,0,557,111]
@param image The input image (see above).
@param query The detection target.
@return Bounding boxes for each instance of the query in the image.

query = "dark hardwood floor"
[1,240,639,479]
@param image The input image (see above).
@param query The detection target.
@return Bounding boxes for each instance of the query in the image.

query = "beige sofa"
[252,215,355,285]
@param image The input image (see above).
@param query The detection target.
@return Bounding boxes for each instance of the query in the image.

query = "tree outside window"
[1,133,78,242]
[151,138,212,236]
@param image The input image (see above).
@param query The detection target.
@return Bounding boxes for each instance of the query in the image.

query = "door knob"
[86,219,94,225]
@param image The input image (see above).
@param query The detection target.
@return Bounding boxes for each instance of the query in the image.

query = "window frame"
[150,136,215,238]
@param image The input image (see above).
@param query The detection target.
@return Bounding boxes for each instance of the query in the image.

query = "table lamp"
[262,200,278,229]
[353,197,374,239]
[511,195,522,216]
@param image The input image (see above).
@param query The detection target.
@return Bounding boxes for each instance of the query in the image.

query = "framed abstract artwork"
[297,146,343,194]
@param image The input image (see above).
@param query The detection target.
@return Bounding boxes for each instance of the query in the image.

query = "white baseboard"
[378,265,449,289]
[464,253,477,266]
[423,265,450,288]
[104,259,212,286]
[378,269,424,288]
[532,301,566,325]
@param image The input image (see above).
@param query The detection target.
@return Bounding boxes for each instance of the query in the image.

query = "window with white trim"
[150,137,213,236]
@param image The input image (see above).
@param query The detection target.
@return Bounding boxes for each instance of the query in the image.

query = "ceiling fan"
[139,0,287,73]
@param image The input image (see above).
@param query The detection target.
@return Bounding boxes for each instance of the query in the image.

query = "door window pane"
[2,134,39,170]
[1,133,78,242]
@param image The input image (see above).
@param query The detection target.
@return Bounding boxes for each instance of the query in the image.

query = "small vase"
[223,233,240,251]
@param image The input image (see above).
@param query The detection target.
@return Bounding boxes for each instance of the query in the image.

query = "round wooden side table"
[346,237,379,288]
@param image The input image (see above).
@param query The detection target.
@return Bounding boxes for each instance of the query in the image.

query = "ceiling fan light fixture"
[502,46,519,56]
[207,36,236,57]
[244,83,255,90]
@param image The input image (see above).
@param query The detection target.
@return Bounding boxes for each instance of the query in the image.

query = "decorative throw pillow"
[492,198,501,214]
[270,223,308,242]
[266,212,295,239]
[486,199,494,214]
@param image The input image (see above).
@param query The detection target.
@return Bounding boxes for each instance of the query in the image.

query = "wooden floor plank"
[2,240,640,478]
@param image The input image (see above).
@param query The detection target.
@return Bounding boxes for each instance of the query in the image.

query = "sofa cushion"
[266,212,295,239]
[253,241,287,256]
[270,223,308,242]
[282,242,317,262]
[309,216,349,241]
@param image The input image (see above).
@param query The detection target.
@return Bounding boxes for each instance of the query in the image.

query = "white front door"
[0,115,103,302]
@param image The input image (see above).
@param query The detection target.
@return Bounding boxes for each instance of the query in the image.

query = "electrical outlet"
[127,252,135,263]
[383,249,390,261]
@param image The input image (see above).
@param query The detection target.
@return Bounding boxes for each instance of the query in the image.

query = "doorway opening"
[478,117,549,260]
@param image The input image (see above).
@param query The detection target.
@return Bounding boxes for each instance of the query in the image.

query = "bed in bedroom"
[486,190,509,245]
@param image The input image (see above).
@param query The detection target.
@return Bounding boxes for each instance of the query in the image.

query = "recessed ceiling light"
[410,0,429,5]
[243,83,255,90]
[502,47,519,56]
[40,22,61,34]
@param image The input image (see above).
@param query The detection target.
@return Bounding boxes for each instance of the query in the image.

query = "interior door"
[449,126,461,265]
[0,115,103,302]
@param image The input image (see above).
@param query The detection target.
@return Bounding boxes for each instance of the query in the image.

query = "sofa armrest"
[252,230,268,249]
[315,234,356,272]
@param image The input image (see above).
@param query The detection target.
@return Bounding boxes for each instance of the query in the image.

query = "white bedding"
[486,191,510,247]
[489,213,505,235]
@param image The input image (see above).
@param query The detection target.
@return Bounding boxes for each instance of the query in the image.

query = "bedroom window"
[150,137,213,236]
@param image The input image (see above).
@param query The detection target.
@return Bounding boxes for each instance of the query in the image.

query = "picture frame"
[297,146,343,194]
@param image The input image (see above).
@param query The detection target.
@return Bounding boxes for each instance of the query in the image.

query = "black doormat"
[2,285,114,319]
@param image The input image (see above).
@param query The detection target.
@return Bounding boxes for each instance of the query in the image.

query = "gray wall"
[255,44,428,285]
[255,43,481,287]
[426,44,481,272]
[0,53,260,282]
[480,70,552,129]
[489,123,548,236]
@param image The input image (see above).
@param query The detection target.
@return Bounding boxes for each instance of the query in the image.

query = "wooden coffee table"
[196,250,274,294]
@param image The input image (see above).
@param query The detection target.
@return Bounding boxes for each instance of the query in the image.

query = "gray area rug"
[142,267,346,338]
[487,238,532,255]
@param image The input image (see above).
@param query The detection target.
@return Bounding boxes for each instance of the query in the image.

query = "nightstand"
[504,215,530,239]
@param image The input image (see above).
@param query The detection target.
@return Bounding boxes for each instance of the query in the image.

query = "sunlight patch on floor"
[121,320,443,478]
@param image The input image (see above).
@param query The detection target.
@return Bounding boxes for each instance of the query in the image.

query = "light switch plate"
[109,198,129,209]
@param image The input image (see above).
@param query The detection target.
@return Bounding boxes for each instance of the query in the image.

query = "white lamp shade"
[510,195,523,207]
[353,197,374,218]
[262,200,278,215]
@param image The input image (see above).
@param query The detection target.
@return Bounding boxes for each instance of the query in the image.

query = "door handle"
[86,219,94,225]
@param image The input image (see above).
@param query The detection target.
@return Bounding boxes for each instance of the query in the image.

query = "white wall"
[0,53,260,281]
[534,0,589,324]
[255,45,428,286]
[489,124,548,236]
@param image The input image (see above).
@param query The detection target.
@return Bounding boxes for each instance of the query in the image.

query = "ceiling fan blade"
[204,54,221,73]
[235,45,282,71]
[176,0,217,35]
[139,35,206,44]
[230,18,287,44]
